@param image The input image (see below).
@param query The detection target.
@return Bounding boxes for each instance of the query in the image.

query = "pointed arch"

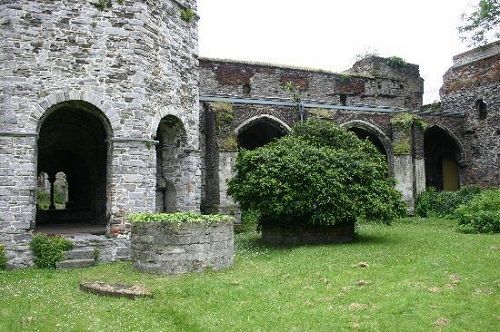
[341,120,392,162]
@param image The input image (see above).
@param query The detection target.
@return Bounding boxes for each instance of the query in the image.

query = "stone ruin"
[0,0,498,268]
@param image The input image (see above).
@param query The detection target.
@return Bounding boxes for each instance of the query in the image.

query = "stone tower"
[0,0,201,267]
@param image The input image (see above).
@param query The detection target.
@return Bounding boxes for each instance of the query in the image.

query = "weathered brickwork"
[0,0,201,268]
[440,41,500,187]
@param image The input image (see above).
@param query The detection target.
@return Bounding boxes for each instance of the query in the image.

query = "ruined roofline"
[199,57,376,80]
[452,40,500,68]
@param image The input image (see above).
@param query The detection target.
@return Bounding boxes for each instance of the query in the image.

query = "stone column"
[0,133,37,268]
[48,173,56,210]
[413,127,426,198]
[392,127,416,214]
[108,139,157,236]
[217,150,240,219]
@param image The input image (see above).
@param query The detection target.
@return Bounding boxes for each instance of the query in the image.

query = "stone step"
[64,249,95,260]
[56,259,95,269]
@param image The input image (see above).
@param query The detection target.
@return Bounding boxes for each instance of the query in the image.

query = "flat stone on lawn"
[79,282,152,299]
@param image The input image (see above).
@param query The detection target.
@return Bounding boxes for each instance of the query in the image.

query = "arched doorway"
[36,101,110,232]
[155,115,187,212]
[424,126,461,191]
[237,116,289,150]
[347,127,388,158]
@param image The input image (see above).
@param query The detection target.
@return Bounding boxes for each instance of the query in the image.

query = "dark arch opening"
[424,126,461,191]
[347,127,388,158]
[237,119,288,150]
[155,115,186,213]
[36,102,109,232]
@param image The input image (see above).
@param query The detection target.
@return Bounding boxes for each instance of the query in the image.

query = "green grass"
[1,219,498,331]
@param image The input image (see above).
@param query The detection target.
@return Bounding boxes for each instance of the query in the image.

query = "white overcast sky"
[198,0,478,104]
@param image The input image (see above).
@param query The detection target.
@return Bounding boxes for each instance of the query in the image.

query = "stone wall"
[440,41,500,187]
[131,221,234,275]
[0,0,201,267]
[200,57,423,108]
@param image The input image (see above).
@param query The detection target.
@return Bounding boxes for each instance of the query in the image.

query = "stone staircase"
[55,234,131,269]
[56,248,96,269]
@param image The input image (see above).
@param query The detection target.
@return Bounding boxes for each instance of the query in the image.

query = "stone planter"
[131,221,234,275]
[261,222,355,245]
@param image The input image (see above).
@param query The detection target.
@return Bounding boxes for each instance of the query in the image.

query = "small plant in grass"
[128,212,233,226]
[30,234,73,269]
[416,186,482,218]
[0,244,6,270]
[455,189,500,234]
[228,119,406,228]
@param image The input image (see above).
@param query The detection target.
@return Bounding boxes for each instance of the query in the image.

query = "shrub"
[128,212,233,225]
[455,190,500,234]
[228,119,406,227]
[30,234,73,269]
[416,186,481,218]
[0,244,6,270]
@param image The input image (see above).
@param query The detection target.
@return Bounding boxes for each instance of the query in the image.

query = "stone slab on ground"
[79,282,152,299]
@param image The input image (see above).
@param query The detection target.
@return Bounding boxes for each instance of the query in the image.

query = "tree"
[458,0,500,46]
[227,119,406,229]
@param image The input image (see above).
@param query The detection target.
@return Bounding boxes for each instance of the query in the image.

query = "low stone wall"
[261,223,355,245]
[131,222,234,275]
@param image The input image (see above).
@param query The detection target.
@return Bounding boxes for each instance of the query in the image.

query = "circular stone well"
[131,221,234,275]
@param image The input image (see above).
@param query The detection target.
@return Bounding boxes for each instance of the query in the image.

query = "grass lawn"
[0,219,498,331]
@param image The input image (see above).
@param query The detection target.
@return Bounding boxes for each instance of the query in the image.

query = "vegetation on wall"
[228,119,406,228]
[128,212,233,225]
[458,0,500,46]
[30,234,73,269]
[180,8,197,22]
[390,113,427,131]
[92,0,124,11]
[283,81,302,102]
[392,138,412,155]
[386,56,407,69]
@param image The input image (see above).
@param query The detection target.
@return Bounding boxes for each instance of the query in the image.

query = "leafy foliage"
[386,56,407,68]
[228,119,406,227]
[0,244,6,270]
[283,81,302,102]
[390,113,427,131]
[455,190,500,234]
[180,8,196,22]
[415,186,482,218]
[128,212,233,225]
[30,234,73,269]
[458,0,500,46]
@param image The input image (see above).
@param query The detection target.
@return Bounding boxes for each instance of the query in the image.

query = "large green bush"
[0,244,6,270]
[228,119,406,227]
[455,190,500,234]
[415,186,481,218]
[30,234,73,269]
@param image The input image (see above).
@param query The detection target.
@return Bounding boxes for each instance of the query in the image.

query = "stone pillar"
[0,134,37,268]
[48,173,56,210]
[179,149,202,212]
[413,127,426,198]
[109,139,157,235]
[392,127,416,214]
[217,150,240,219]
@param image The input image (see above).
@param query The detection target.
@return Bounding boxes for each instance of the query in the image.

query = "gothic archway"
[424,125,462,191]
